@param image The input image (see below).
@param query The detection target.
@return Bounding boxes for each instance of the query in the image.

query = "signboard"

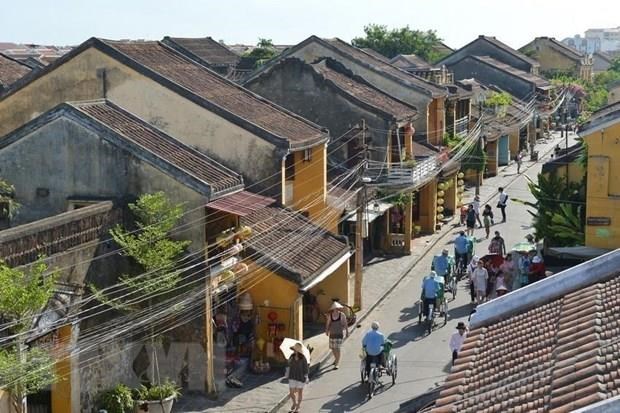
[586,216,611,226]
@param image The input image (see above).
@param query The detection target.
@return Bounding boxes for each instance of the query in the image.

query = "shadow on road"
[318,382,371,412]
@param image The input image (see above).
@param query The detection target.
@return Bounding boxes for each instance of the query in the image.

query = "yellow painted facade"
[542,159,584,186]
[486,140,499,176]
[520,39,592,81]
[418,180,438,233]
[307,261,350,314]
[509,131,520,157]
[583,122,620,248]
[427,97,446,147]
[52,325,72,413]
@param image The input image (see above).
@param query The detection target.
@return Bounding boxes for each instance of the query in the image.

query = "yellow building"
[541,143,584,185]
[519,37,593,81]
[580,102,620,248]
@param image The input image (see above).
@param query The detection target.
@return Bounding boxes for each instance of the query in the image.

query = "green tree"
[243,38,279,69]
[609,56,620,73]
[0,178,20,219]
[352,24,445,62]
[0,258,58,413]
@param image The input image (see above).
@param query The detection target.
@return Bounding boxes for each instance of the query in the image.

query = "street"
[278,133,576,413]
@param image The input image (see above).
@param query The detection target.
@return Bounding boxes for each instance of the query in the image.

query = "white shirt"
[449,331,467,352]
[472,200,480,214]
[499,192,508,206]
[472,267,488,291]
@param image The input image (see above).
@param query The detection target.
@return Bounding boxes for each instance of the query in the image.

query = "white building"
[563,27,620,54]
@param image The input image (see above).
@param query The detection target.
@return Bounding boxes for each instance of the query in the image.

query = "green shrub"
[134,379,181,401]
[99,384,134,413]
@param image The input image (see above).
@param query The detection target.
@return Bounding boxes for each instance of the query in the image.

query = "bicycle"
[359,343,397,399]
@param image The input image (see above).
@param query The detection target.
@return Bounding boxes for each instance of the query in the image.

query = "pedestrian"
[495,270,508,297]
[325,301,348,369]
[465,204,476,236]
[497,188,509,222]
[482,205,493,239]
[449,322,468,366]
[516,151,523,174]
[529,255,546,284]
[488,231,506,256]
[466,255,479,304]
[518,252,533,288]
[471,260,489,305]
[287,342,309,413]
[472,195,483,228]
[499,254,515,291]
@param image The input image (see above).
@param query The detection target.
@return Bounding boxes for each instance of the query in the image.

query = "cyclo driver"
[421,271,444,319]
[432,248,452,287]
[362,321,385,375]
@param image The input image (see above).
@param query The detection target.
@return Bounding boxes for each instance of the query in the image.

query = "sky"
[1,0,620,50]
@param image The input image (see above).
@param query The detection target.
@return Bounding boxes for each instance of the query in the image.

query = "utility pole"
[354,120,367,310]
[476,102,483,196]
[205,274,217,397]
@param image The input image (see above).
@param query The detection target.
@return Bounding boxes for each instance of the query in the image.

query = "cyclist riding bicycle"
[421,271,444,319]
[432,248,452,286]
[362,321,385,376]
[453,231,469,273]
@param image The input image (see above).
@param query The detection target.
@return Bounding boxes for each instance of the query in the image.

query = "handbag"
[496,202,504,208]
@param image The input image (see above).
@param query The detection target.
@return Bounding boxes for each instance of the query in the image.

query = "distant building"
[562,34,600,54]
[519,37,593,81]
[563,27,620,54]
[0,52,31,91]
[593,51,614,73]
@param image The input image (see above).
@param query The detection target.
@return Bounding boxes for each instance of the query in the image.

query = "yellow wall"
[52,325,72,413]
[521,41,589,80]
[289,144,328,229]
[584,122,620,248]
[486,140,498,176]
[308,260,350,315]
[239,263,301,340]
[418,180,438,233]
[509,131,520,157]
[543,159,584,186]
[428,98,446,146]
[442,175,458,216]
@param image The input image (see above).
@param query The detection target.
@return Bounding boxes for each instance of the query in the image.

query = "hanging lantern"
[437,182,446,190]
[457,187,464,194]
[437,214,445,220]
[457,179,465,186]
[239,225,253,239]
[221,270,235,282]
[457,172,465,179]
[437,206,444,213]
[437,198,445,205]
[437,190,445,197]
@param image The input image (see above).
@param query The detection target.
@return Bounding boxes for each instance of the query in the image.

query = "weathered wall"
[449,57,535,101]
[609,85,620,105]
[441,38,535,73]
[585,123,620,248]
[308,260,350,314]
[290,144,328,228]
[281,41,433,135]
[521,41,580,77]
[0,117,206,250]
[0,47,281,198]
[244,59,392,163]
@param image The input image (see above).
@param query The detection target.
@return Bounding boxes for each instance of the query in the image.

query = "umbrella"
[480,253,504,267]
[512,242,536,253]
[279,338,311,364]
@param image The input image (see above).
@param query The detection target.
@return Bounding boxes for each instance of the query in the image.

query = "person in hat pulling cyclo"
[432,248,452,293]
[421,271,444,320]
[362,321,386,376]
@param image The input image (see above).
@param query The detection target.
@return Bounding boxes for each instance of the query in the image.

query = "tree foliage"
[0,178,20,219]
[352,24,446,62]
[243,38,278,68]
[0,348,56,399]
[460,140,487,173]
[484,91,513,108]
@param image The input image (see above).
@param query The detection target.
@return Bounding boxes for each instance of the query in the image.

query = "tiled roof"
[311,59,417,121]
[162,36,241,66]
[594,51,613,64]
[579,101,620,134]
[390,54,430,69]
[100,40,327,149]
[413,140,439,158]
[0,52,31,89]
[433,251,620,413]
[205,190,275,216]
[542,143,582,174]
[241,206,350,286]
[478,35,540,68]
[0,201,119,267]
[474,56,551,88]
[71,100,244,196]
[545,37,585,61]
[361,48,391,63]
[323,38,447,97]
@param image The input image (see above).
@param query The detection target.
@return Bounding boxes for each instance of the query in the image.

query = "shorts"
[329,337,343,350]
[466,220,475,229]
[289,379,305,389]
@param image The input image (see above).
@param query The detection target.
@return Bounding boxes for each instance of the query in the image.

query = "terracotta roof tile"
[100,40,327,149]
[433,274,620,413]
[71,100,243,195]
[240,207,349,286]
[163,36,240,66]
[0,52,31,89]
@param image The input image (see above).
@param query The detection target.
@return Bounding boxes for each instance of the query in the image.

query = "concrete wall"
[0,47,282,198]
[449,57,535,101]
[244,59,392,163]
[584,122,620,248]
[281,41,434,136]
[0,117,206,251]
[441,37,535,73]
[308,261,350,314]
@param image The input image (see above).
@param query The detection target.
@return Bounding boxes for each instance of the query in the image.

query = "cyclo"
[418,272,448,334]
[431,250,457,300]
[359,340,397,398]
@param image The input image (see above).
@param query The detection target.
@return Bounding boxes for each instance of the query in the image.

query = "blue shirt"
[362,329,385,356]
[422,275,438,299]
[454,235,469,254]
[433,255,450,276]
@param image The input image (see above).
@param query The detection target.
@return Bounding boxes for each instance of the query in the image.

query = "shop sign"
[586,216,611,226]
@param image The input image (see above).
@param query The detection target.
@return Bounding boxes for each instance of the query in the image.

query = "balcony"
[366,157,441,190]
[454,116,469,138]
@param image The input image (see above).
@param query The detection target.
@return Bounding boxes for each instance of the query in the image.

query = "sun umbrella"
[279,338,311,364]
[512,242,536,253]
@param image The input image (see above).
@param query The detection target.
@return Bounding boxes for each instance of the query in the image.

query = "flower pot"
[134,397,175,413]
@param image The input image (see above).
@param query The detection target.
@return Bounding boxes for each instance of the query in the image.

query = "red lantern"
[267,311,278,322]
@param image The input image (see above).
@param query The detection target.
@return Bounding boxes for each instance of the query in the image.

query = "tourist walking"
[466,256,479,303]
[497,188,509,222]
[449,322,468,366]
[287,342,309,413]
[465,204,476,236]
[325,301,348,369]
[482,205,493,239]
[499,254,515,291]
[472,195,483,228]
[471,260,489,304]
[516,151,523,174]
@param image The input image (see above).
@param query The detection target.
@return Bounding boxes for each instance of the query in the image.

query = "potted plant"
[133,380,181,413]
[99,384,134,413]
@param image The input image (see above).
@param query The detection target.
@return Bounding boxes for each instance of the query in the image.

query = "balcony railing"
[454,116,469,137]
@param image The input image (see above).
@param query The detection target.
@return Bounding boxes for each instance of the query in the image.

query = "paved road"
[278,133,577,413]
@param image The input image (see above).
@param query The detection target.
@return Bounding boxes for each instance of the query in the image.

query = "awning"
[206,190,275,216]
[301,251,353,291]
[346,201,393,223]
[546,246,612,260]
